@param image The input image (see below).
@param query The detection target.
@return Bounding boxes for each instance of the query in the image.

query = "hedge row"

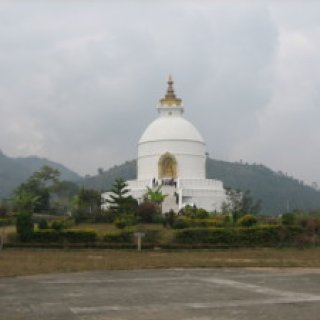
[104,230,133,243]
[173,217,224,229]
[31,229,97,243]
[30,228,162,244]
[174,225,305,246]
[103,229,162,244]
[22,225,307,246]
[0,218,13,226]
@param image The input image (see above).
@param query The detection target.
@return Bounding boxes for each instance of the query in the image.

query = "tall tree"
[72,188,102,222]
[106,178,137,215]
[76,188,101,214]
[222,189,261,223]
[12,191,39,242]
[14,166,60,213]
[13,190,40,213]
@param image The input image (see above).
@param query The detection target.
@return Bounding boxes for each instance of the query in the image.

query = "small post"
[134,232,145,252]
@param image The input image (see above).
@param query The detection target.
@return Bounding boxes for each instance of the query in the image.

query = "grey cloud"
[0,1,319,185]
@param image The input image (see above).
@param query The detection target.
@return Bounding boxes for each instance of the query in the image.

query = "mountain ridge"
[79,158,320,214]
[1,149,320,214]
[0,150,80,199]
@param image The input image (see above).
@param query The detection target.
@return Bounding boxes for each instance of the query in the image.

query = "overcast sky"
[1,1,320,185]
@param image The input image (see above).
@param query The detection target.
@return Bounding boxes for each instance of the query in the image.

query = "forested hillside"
[1,147,320,214]
[80,161,136,192]
[80,158,320,214]
[0,150,80,199]
[205,158,320,214]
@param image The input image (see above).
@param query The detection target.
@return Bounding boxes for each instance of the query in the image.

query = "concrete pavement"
[1,268,320,319]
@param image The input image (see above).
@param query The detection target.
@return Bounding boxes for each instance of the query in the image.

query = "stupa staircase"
[161,185,179,213]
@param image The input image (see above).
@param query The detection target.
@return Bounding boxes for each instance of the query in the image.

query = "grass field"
[0,247,320,277]
[1,223,320,278]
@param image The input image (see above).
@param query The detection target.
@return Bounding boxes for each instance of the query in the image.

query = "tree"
[12,190,39,242]
[77,188,101,213]
[72,188,101,222]
[13,190,40,213]
[145,186,167,213]
[16,212,34,242]
[14,166,60,213]
[222,189,261,223]
[106,178,136,215]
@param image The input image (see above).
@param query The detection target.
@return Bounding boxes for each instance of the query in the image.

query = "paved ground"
[1,268,320,319]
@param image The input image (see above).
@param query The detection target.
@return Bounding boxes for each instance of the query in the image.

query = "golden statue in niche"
[158,152,177,178]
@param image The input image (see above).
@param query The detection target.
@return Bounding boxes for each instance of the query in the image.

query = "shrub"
[294,234,318,246]
[50,218,74,231]
[114,217,126,229]
[95,210,118,223]
[175,227,235,244]
[299,218,320,234]
[114,215,137,229]
[191,218,224,228]
[237,214,258,227]
[174,225,304,246]
[16,212,34,242]
[104,228,162,244]
[31,229,61,243]
[172,217,191,229]
[278,225,304,243]
[63,229,97,243]
[236,226,281,245]
[124,214,137,226]
[153,214,165,225]
[183,206,209,219]
[38,218,49,229]
[104,230,134,243]
[172,217,224,229]
[73,208,94,224]
[142,229,162,244]
[163,210,176,228]
[136,202,158,223]
[197,208,210,219]
[281,212,296,226]
[51,220,65,231]
[223,215,233,226]
[30,229,97,243]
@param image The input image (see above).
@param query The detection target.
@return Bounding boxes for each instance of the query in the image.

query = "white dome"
[139,116,204,144]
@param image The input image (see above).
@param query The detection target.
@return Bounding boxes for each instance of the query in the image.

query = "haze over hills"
[0,150,80,199]
[1,149,320,214]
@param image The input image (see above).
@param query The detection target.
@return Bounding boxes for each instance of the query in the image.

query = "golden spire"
[159,75,182,106]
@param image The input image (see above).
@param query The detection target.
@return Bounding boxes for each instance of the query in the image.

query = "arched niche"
[158,152,177,179]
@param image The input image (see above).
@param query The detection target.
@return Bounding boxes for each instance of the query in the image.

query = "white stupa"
[121,76,227,213]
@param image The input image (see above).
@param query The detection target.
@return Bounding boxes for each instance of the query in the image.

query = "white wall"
[138,139,206,180]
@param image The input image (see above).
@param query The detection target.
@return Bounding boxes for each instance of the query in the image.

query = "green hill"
[206,158,320,214]
[79,160,136,192]
[79,158,320,214]
[0,150,80,199]
[1,148,319,214]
